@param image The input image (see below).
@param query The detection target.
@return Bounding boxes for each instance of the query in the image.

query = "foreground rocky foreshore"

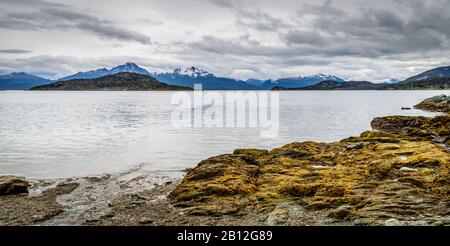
[1,95,449,226]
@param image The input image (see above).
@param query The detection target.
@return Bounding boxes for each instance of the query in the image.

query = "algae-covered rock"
[0,176,29,195]
[414,94,450,113]
[169,96,450,225]
[170,137,449,225]
[371,116,449,146]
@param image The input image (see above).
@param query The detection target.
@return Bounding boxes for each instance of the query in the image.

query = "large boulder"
[0,176,30,195]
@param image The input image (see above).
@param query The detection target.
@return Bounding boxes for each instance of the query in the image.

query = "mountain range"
[57,63,258,90]
[153,67,257,90]
[58,62,151,81]
[56,63,349,90]
[0,63,346,90]
[1,63,450,90]
[264,74,345,89]
[274,77,450,90]
[289,80,383,90]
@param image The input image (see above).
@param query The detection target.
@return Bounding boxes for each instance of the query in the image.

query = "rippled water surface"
[0,90,445,179]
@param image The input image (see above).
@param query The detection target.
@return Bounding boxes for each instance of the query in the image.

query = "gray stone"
[139,217,154,225]
[384,219,407,226]
[31,214,47,222]
[352,218,372,226]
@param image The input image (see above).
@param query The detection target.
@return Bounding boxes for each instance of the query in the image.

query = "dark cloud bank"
[0,0,449,81]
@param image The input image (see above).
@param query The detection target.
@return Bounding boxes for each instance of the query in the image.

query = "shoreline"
[1,170,351,226]
[1,94,449,226]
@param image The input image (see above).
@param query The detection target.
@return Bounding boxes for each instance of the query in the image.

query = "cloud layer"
[0,0,151,44]
[0,49,31,54]
[0,0,449,81]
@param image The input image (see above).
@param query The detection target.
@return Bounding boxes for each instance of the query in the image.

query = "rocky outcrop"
[170,137,449,225]
[372,94,449,147]
[0,176,29,195]
[371,116,449,146]
[169,95,450,226]
[414,94,450,113]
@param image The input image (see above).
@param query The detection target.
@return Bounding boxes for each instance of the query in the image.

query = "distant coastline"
[272,77,450,90]
[2,63,450,91]
[30,72,192,91]
[29,74,450,91]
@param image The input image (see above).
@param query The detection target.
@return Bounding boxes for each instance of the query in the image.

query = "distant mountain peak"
[110,62,150,74]
[310,73,343,80]
[404,65,450,82]
[0,72,51,90]
[388,78,401,83]
[280,73,343,81]
[247,74,343,89]
[3,72,45,79]
[315,73,330,77]
[113,62,140,70]
[58,62,150,81]
[10,72,28,76]
[173,66,214,78]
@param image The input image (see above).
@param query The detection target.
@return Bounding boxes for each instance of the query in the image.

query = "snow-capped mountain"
[158,70,343,90]
[110,62,150,75]
[5,63,450,90]
[310,73,344,81]
[245,79,274,87]
[0,72,51,90]
[154,66,257,90]
[173,66,214,78]
[386,78,401,83]
[7,62,343,90]
[56,64,255,90]
[58,62,150,81]
[55,63,344,89]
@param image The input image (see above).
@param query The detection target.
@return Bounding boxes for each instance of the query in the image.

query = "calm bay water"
[0,90,446,179]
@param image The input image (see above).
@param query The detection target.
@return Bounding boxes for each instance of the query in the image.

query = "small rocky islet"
[0,95,449,226]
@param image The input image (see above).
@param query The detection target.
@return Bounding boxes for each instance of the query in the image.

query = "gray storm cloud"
[0,49,31,54]
[0,2,151,44]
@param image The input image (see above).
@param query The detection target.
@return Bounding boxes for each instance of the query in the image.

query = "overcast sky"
[0,0,449,82]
